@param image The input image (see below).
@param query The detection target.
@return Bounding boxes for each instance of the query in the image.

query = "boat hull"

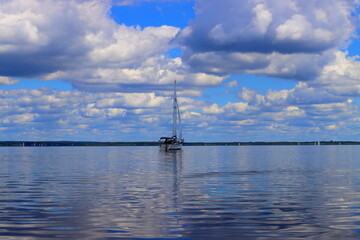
[159,143,182,151]
[167,143,182,150]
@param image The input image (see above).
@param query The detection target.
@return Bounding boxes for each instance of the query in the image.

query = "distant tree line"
[0,141,359,147]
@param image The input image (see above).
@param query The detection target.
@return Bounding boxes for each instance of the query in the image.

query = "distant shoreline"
[0,141,359,147]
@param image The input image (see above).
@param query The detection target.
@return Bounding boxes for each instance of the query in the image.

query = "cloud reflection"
[1,146,360,239]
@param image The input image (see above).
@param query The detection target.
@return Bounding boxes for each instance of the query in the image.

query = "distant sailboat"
[159,81,184,150]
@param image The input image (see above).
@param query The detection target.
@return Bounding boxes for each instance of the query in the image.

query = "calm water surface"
[1,146,360,239]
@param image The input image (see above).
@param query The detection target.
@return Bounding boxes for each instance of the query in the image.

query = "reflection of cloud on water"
[2,146,360,239]
[0,147,185,238]
[172,146,360,239]
[65,149,187,238]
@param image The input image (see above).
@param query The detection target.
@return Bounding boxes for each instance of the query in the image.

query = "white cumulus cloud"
[178,0,357,81]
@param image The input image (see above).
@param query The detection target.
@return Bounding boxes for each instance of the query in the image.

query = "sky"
[0,0,359,142]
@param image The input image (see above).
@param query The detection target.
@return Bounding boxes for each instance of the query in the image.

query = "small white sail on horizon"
[159,81,184,150]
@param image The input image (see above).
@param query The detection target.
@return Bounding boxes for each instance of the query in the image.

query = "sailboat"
[159,81,184,150]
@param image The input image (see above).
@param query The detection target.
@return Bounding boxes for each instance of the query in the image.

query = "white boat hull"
[167,143,182,150]
[160,143,182,151]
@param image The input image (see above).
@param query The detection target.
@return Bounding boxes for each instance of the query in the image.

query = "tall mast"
[178,101,182,140]
[172,81,177,137]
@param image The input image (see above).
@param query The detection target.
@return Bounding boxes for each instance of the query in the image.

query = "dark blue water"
[1,146,360,239]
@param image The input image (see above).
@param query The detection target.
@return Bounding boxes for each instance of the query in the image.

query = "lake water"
[1,146,360,239]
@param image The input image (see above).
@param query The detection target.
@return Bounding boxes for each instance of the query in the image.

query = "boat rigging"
[159,81,184,150]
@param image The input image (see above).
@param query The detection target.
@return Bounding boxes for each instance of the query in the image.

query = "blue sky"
[0,0,359,142]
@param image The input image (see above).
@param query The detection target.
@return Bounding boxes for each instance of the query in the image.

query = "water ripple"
[1,146,360,239]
